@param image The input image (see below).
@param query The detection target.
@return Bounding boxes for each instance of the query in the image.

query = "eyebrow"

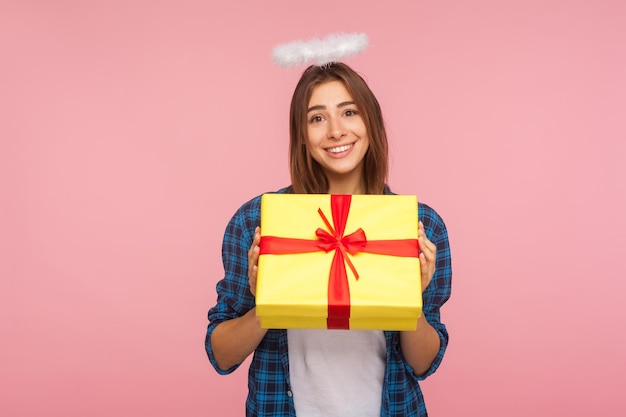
[307,101,356,113]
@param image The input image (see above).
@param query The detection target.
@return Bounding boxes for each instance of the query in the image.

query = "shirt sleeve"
[205,200,259,375]
[414,202,453,380]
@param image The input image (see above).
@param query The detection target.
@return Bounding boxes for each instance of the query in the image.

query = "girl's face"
[305,80,370,193]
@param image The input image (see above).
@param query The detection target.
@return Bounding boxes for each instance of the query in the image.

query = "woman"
[205,63,452,417]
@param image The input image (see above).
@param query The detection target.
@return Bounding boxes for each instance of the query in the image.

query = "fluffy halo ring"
[271,33,369,68]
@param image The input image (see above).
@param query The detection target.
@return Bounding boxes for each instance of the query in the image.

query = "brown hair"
[288,63,389,194]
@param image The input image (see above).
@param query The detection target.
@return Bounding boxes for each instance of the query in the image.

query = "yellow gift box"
[256,194,422,330]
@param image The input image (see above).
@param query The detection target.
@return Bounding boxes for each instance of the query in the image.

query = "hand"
[247,226,261,297]
[418,221,437,293]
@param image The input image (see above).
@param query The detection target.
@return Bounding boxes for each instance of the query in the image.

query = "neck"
[327,174,365,195]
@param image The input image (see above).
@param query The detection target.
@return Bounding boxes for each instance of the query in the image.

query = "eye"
[344,109,359,117]
[309,115,323,123]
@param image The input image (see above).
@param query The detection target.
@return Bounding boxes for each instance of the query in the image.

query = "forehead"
[308,80,354,106]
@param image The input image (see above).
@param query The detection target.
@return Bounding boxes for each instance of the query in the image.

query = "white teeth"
[327,144,353,153]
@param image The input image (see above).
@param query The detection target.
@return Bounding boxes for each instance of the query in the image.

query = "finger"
[421,246,436,271]
[250,264,258,283]
[248,227,261,256]
[419,231,437,255]
[248,258,258,278]
[248,245,260,275]
[419,232,433,257]
[424,234,437,252]
[418,222,427,244]
[419,235,434,259]
[247,227,261,297]
[249,264,258,297]
[417,221,436,248]
[249,248,259,272]
[251,227,261,250]
[420,249,436,269]
[419,252,433,286]
[418,232,437,275]
[248,246,260,296]
[419,252,428,269]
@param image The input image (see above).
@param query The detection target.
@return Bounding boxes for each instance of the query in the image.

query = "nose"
[327,116,346,140]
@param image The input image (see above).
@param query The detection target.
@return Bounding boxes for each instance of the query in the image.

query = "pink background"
[2,1,625,416]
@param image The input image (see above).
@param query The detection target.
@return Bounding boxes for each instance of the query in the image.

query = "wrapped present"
[256,194,422,330]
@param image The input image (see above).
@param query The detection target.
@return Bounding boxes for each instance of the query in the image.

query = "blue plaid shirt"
[206,187,452,416]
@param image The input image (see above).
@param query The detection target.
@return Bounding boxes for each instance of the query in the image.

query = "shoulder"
[418,201,445,227]
[222,186,292,249]
[229,186,292,224]
[418,201,449,242]
[384,185,448,240]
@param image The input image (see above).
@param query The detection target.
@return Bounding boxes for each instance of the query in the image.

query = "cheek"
[303,134,313,150]
[359,128,371,147]
[303,138,316,159]
[348,119,367,139]
[305,128,323,146]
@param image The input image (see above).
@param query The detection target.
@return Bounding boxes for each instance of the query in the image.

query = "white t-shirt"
[288,329,386,417]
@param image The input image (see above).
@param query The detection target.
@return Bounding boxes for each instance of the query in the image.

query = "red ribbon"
[259,195,419,329]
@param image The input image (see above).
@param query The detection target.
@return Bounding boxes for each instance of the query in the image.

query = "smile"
[326,143,354,153]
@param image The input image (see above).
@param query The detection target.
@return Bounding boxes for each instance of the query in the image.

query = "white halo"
[271,33,369,68]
